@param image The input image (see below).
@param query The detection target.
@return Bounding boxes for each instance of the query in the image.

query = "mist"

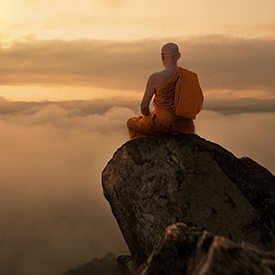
[0,101,133,275]
[0,98,274,275]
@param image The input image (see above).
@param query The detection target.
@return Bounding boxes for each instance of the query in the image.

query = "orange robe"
[127,67,204,140]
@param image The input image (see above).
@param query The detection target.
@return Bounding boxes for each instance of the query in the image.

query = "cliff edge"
[102,134,275,272]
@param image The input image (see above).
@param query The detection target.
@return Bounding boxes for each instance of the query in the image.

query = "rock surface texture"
[102,134,275,269]
[136,223,275,275]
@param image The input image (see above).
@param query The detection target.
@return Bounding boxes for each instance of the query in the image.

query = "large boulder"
[102,134,275,268]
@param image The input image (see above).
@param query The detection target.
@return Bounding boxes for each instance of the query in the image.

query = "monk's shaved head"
[161,43,180,61]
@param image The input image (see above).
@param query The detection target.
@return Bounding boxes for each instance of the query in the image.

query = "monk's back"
[153,66,177,88]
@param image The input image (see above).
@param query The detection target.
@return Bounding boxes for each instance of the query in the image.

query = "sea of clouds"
[0,99,133,275]
[0,98,274,275]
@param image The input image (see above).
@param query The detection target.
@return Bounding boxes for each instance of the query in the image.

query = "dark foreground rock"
[102,134,275,269]
[117,255,136,275]
[135,223,275,275]
[63,253,120,275]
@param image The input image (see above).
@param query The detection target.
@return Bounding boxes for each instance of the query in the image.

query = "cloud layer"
[1,36,275,95]
[0,102,133,275]
[1,96,275,116]
[0,98,274,275]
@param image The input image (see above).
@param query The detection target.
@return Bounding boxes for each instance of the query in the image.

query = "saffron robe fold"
[127,67,204,140]
[174,67,204,119]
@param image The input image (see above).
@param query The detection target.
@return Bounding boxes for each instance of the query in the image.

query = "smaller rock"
[135,223,275,275]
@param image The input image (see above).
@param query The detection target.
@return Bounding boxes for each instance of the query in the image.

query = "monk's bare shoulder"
[148,69,175,87]
[149,70,164,79]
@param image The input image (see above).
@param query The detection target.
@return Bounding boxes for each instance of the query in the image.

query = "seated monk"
[127,42,204,140]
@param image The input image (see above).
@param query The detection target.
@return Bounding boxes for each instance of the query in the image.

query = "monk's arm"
[140,75,156,116]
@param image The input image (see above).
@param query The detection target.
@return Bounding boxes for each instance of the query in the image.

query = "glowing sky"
[1,0,275,100]
[1,0,275,43]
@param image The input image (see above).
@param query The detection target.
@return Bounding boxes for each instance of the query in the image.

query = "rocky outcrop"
[136,223,275,275]
[102,134,275,269]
